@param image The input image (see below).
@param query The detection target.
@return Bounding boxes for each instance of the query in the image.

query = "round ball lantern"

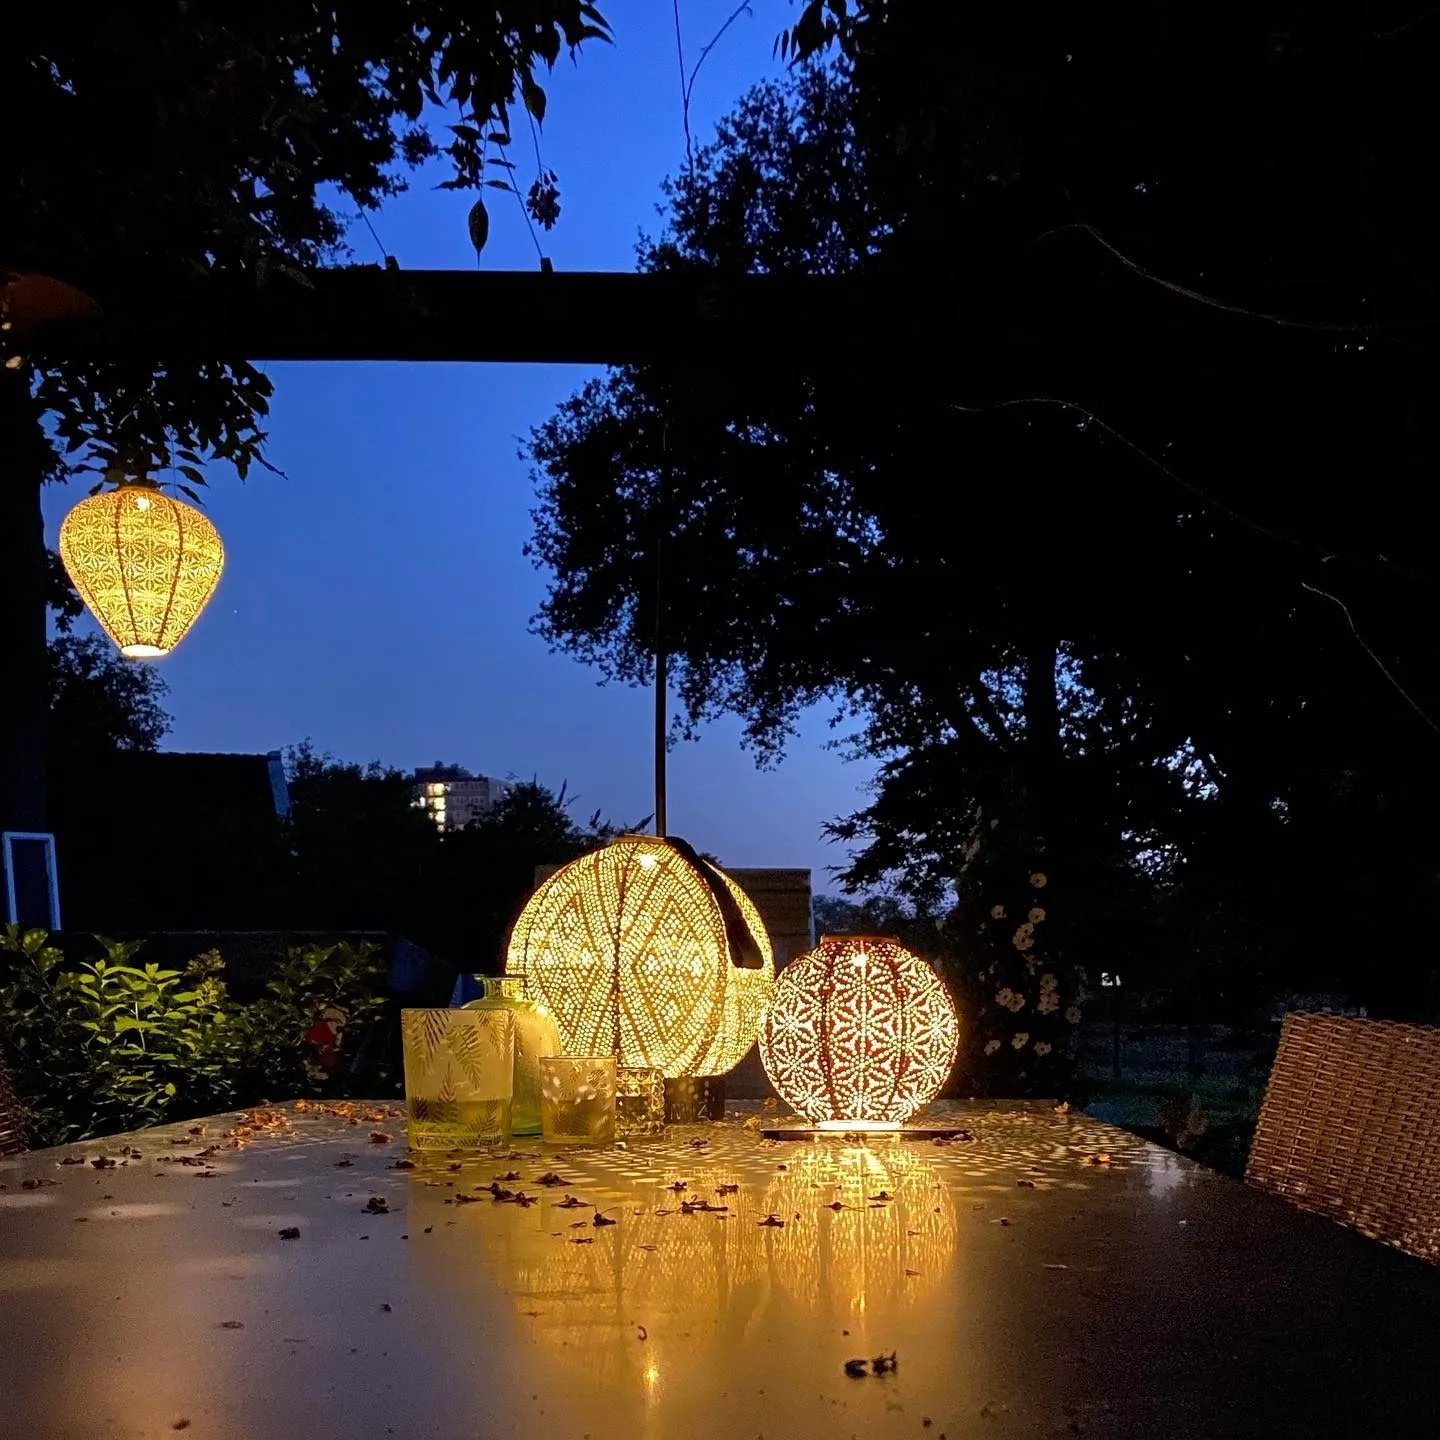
[507,834,772,1078]
[759,935,959,1130]
[58,481,224,658]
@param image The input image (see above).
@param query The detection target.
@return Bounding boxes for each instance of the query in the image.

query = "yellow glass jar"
[464,976,561,1136]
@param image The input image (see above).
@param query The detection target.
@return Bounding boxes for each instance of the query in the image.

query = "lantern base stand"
[664,1075,726,1123]
[761,1125,973,1142]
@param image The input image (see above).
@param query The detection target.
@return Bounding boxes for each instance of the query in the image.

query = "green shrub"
[0,926,395,1148]
[224,940,392,1100]
[0,928,233,1143]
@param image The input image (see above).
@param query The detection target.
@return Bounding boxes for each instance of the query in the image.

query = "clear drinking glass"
[616,1065,666,1139]
[402,1008,515,1150]
[539,1055,617,1145]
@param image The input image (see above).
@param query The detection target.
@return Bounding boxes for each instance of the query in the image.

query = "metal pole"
[654,422,669,837]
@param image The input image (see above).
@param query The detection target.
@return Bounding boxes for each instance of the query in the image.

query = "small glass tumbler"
[616,1066,667,1139]
[402,1008,515,1151]
[539,1055,617,1146]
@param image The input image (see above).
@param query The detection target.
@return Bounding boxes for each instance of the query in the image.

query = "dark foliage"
[528,6,1440,1097]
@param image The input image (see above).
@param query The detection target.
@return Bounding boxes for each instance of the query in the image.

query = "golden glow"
[478,1134,957,1393]
[57,484,224,658]
[694,869,775,1074]
[764,1145,956,1315]
[759,935,960,1127]
[507,835,772,1078]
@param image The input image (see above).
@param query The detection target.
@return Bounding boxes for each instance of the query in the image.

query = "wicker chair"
[1246,1013,1440,1264]
[0,1049,25,1156]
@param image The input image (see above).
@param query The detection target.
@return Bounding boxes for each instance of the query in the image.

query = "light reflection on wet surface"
[2,1100,1436,1439]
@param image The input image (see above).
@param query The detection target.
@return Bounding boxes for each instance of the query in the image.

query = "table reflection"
[478,1138,957,1393]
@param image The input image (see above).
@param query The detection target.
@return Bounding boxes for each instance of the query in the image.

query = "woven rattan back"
[1247,1013,1440,1263]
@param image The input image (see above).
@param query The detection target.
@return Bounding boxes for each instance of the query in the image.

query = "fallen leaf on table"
[495,1171,522,1182]
[91,1157,116,1170]
[824,1201,847,1212]
[1016,1179,1036,1188]
[171,1420,191,1431]
[217,1321,245,1330]
[905,1269,921,1277]
[569,1220,589,1229]
[844,1359,869,1378]
[369,1132,393,1145]
[278,1227,301,1240]
[390,1159,415,1170]
[363,1196,390,1215]
[424,1226,434,1234]
[453,1193,483,1204]
[867,1191,893,1203]
[593,1212,617,1227]
[666,1181,688,1193]
[759,1214,785,1228]
[570,1237,593,1244]
[536,1173,572,1187]
[636,1243,657,1251]
[58,1155,85,1166]
[715,1183,739,1196]
[872,1351,898,1375]
[1043,1263,1069,1270]
[637,1325,648,1340]
[188,1125,206,1137]
[380,1303,392,1313]
[556,1195,589,1209]
[996,1217,1013,1227]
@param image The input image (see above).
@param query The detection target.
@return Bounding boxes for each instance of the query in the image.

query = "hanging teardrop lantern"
[507,833,772,1078]
[57,479,225,658]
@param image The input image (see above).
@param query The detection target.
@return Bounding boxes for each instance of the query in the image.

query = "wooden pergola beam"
[29,264,1415,373]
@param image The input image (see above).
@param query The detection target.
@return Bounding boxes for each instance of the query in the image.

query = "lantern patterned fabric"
[58,484,224,657]
[759,935,959,1128]
[507,834,772,1078]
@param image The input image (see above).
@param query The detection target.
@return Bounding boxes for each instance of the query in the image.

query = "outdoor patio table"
[3,1100,1437,1439]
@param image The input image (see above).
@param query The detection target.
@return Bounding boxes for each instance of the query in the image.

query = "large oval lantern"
[58,482,224,658]
[760,935,959,1129]
[507,834,773,1078]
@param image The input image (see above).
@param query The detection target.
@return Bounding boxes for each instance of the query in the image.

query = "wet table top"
[3,1099,1438,1439]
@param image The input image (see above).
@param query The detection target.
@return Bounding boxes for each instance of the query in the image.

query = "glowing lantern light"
[507,833,772,1078]
[759,935,959,1130]
[57,481,224,658]
[694,870,775,1075]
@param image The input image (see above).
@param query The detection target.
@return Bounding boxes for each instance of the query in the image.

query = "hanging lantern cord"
[654,417,669,839]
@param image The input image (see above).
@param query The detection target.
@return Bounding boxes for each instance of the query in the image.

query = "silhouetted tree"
[528,15,1440,1060]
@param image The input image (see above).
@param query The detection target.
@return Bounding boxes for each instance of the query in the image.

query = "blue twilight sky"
[41,1,872,888]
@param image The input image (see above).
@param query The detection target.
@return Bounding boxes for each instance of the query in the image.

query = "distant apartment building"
[413,762,512,832]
